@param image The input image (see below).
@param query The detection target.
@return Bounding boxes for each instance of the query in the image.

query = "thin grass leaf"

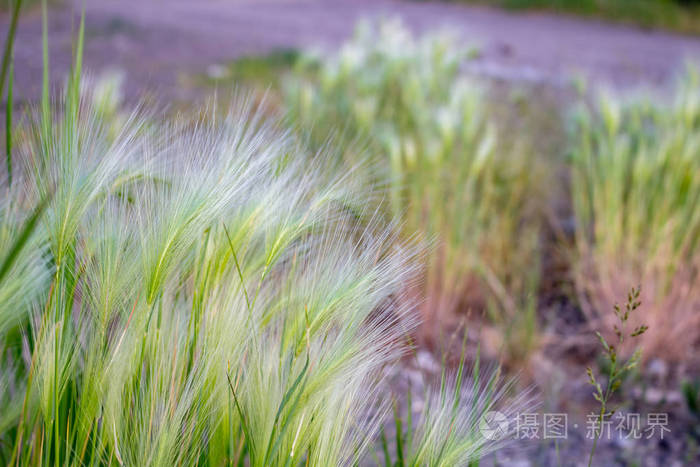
[38,0,52,163]
[379,427,391,467]
[226,368,257,463]
[405,386,412,459]
[453,329,469,414]
[0,196,49,283]
[5,59,12,186]
[264,353,310,464]
[393,400,404,467]
[223,223,251,311]
[0,0,22,99]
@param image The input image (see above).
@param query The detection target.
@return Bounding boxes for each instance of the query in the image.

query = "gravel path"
[4,0,700,105]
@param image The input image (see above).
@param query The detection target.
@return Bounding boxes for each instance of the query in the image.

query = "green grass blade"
[41,0,50,152]
[393,400,404,467]
[379,427,391,467]
[5,59,12,186]
[405,387,412,458]
[226,369,257,464]
[274,354,310,428]
[67,5,85,123]
[0,196,48,284]
[0,0,22,98]
[223,224,251,311]
[453,329,469,413]
[264,353,310,463]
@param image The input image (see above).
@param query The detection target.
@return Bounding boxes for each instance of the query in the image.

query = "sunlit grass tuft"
[570,67,700,362]
[0,78,523,466]
[284,19,543,357]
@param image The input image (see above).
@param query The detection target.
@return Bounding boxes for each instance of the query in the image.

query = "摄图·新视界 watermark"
[479,411,671,441]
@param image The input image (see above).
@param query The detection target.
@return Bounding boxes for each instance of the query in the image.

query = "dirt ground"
[3,1,700,465]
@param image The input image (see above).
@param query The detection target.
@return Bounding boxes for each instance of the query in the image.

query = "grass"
[9,3,700,463]
[201,49,300,88]
[0,67,521,467]
[0,8,526,466]
[282,19,544,360]
[570,66,700,362]
[0,0,46,12]
[182,49,302,122]
[457,0,700,34]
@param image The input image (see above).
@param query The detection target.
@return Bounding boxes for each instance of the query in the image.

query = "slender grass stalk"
[5,60,12,185]
[40,0,50,156]
[2,0,23,185]
[0,196,48,284]
[586,286,647,466]
[0,0,22,98]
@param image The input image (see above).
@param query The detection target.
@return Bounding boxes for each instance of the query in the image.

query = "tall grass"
[0,18,525,466]
[284,20,542,355]
[570,67,700,361]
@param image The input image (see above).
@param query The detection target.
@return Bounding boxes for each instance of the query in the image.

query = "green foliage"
[682,379,700,418]
[2,0,23,186]
[284,20,542,348]
[206,49,300,88]
[458,0,700,34]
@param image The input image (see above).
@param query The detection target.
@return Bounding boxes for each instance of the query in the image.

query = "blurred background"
[4,0,700,465]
